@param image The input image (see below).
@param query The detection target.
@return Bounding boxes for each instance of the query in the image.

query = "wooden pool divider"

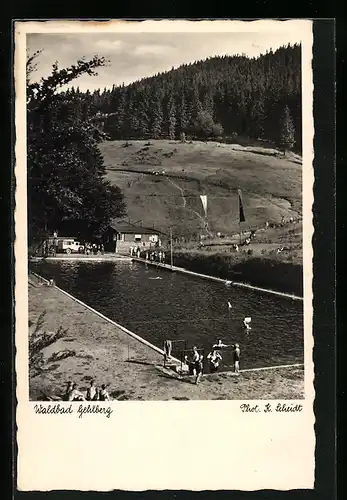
[131,257,304,301]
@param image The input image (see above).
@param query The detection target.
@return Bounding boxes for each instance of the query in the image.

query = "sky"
[27,31,302,92]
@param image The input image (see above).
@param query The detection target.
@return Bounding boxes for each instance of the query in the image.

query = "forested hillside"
[62,44,301,152]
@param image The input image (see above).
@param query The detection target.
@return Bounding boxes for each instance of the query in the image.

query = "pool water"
[29,260,304,371]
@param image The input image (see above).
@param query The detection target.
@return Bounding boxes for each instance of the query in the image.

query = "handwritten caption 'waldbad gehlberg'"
[33,404,113,418]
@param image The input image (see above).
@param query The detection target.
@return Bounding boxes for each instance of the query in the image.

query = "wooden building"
[103,222,163,253]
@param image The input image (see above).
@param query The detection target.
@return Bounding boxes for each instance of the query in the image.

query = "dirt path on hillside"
[165,176,187,208]
[165,175,214,236]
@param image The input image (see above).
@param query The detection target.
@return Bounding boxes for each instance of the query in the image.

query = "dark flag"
[237,189,246,223]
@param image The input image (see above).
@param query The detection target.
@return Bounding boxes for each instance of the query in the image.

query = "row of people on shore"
[81,243,104,255]
[147,250,166,263]
[129,246,167,263]
[64,380,110,401]
[129,246,142,258]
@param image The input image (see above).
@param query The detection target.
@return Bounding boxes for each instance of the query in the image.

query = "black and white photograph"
[15,19,315,492]
[25,24,308,402]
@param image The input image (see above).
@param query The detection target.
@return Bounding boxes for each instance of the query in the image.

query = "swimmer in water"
[212,339,230,349]
[243,317,252,331]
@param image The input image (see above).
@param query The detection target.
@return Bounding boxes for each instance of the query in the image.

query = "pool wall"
[131,257,303,301]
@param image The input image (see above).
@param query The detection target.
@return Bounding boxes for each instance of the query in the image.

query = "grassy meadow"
[100,139,303,294]
[100,139,302,237]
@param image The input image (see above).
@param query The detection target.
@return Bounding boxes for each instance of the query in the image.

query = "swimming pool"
[29,260,304,371]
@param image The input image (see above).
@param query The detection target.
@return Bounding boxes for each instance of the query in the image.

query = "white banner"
[200,194,208,217]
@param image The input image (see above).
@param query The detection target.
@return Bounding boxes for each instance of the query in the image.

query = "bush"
[211,123,224,137]
[194,111,224,139]
[29,311,75,378]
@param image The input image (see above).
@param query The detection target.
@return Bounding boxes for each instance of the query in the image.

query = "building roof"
[109,221,162,235]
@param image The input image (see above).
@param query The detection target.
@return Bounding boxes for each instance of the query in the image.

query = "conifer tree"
[250,97,265,139]
[202,89,214,116]
[137,87,150,137]
[187,84,202,133]
[278,105,295,153]
[127,98,140,137]
[115,88,127,137]
[151,96,163,139]
[178,92,188,135]
[168,95,176,140]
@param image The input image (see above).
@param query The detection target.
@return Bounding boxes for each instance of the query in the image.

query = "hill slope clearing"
[101,139,302,237]
[101,139,303,294]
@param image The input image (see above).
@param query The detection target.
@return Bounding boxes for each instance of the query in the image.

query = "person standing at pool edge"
[191,347,203,384]
[233,344,241,373]
[164,339,172,362]
[195,354,204,384]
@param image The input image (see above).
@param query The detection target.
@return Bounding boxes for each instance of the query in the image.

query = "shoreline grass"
[171,251,303,296]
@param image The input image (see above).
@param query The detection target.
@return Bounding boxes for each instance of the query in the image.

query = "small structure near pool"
[103,221,163,254]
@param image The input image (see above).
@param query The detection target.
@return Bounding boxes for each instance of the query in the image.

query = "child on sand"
[207,349,222,373]
[99,384,110,401]
[86,379,98,401]
[68,383,86,401]
[65,381,73,400]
